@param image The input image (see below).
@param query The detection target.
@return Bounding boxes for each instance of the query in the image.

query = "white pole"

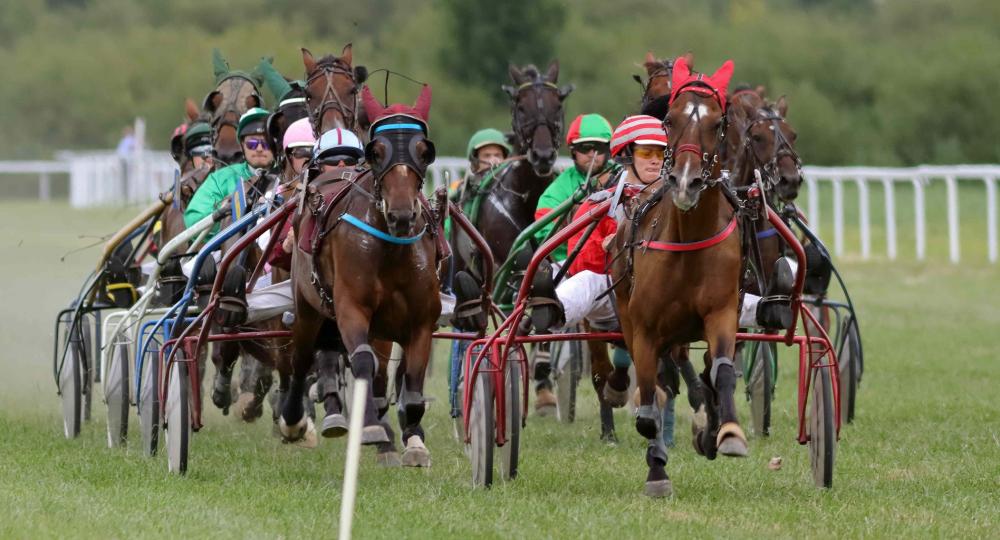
[339,378,368,540]
[832,178,844,257]
[945,175,960,264]
[913,177,926,261]
[806,176,820,236]
[986,177,997,264]
[856,177,871,260]
[882,177,897,260]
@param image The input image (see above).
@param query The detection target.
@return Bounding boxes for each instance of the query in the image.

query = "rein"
[639,215,738,252]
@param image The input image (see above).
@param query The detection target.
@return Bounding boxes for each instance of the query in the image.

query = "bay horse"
[203,49,264,164]
[301,44,367,136]
[282,86,441,467]
[611,57,746,498]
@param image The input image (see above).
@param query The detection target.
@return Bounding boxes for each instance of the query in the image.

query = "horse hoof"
[361,425,390,445]
[233,392,255,421]
[691,404,707,434]
[644,479,673,498]
[376,451,402,468]
[279,415,318,449]
[600,429,618,444]
[717,422,748,457]
[401,436,432,468]
[212,388,232,411]
[603,383,629,408]
[321,414,349,438]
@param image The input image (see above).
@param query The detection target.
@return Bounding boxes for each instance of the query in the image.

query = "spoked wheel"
[105,338,130,448]
[60,326,83,439]
[807,365,836,488]
[468,372,495,488]
[747,341,776,437]
[838,319,860,424]
[499,355,521,480]
[79,314,94,423]
[165,358,190,475]
[555,340,582,424]
[139,341,161,457]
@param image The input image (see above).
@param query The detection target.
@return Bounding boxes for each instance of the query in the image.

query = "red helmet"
[610,115,668,157]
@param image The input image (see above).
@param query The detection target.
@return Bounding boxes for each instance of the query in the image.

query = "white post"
[913,177,926,261]
[832,177,844,257]
[39,172,51,202]
[856,177,871,260]
[339,378,368,540]
[806,176,820,236]
[882,177,897,260]
[945,175,960,264]
[986,177,998,264]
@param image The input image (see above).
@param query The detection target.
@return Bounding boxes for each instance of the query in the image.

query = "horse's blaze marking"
[683,102,709,118]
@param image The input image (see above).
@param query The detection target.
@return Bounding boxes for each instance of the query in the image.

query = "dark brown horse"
[282,86,440,467]
[612,57,745,498]
[203,50,264,163]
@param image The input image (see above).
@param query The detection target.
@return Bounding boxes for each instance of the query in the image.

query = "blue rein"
[341,213,425,245]
[756,227,779,240]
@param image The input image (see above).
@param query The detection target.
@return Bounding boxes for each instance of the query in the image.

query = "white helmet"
[314,128,364,163]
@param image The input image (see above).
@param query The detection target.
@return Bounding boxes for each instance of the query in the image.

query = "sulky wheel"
[499,354,522,481]
[747,341,776,437]
[79,314,95,423]
[139,341,161,457]
[808,365,836,488]
[555,340,583,424]
[468,372,495,488]
[60,327,83,440]
[838,317,861,424]
[165,357,190,475]
[105,337,130,448]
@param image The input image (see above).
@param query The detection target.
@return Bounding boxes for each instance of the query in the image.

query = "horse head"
[362,85,436,237]
[202,67,264,164]
[502,61,572,177]
[637,51,692,119]
[302,44,367,136]
[729,92,802,202]
[665,57,733,212]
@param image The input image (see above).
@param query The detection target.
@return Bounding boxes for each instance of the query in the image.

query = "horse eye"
[752,134,763,143]
[790,131,798,142]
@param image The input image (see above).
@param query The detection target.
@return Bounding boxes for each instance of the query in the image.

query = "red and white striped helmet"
[610,115,668,157]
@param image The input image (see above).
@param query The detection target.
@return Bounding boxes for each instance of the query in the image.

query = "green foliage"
[0,0,997,165]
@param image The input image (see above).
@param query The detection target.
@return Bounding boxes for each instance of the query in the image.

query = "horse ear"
[775,95,788,117]
[710,60,735,95]
[354,65,368,85]
[185,98,199,122]
[360,85,385,121]
[558,83,574,101]
[502,85,516,99]
[413,84,432,120]
[340,42,353,66]
[544,59,559,83]
[633,74,644,85]
[212,48,229,80]
[681,52,695,69]
[508,64,525,85]
[301,48,317,74]
[671,56,691,91]
[644,51,656,65]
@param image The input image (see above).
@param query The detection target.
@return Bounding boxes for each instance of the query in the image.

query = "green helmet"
[566,113,613,146]
[237,107,270,139]
[183,122,213,157]
[466,128,512,161]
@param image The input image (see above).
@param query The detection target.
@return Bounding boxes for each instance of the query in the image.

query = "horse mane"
[521,65,542,82]
[316,54,350,70]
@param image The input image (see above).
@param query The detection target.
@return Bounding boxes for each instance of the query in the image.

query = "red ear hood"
[362,84,432,123]
[412,84,431,121]
[669,57,735,111]
[361,85,386,122]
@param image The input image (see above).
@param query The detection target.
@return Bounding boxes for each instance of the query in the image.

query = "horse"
[301,45,367,136]
[611,57,746,498]
[203,49,265,164]
[281,86,441,467]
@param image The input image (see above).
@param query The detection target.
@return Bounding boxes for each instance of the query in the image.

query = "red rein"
[639,215,738,252]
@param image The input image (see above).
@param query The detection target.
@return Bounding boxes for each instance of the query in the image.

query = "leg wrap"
[349,345,376,380]
[612,347,632,369]
[398,388,426,428]
[635,403,661,440]
[710,356,735,387]
[679,358,705,410]
[646,436,668,467]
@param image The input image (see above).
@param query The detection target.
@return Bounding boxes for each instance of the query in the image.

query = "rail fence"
[1,153,996,264]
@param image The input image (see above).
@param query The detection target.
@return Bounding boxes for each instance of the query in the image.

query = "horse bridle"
[207,76,261,157]
[638,61,673,112]
[741,107,802,190]
[305,59,359,135]
[665,81,729,190]
[509,80,564,161]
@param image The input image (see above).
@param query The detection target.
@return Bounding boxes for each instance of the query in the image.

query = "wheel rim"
[500,357,521,480]
[808,367,836,488]
[80,315,94,423]
[166,361,189,474]
[469,373,494,487]
[748,342,773,437]
[60,336,81,439]
[106,341,130,448]
[140,343,160,457]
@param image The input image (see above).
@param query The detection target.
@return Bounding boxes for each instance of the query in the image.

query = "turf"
[1,201,998,539]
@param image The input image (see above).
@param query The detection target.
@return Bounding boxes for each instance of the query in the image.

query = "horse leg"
[588,340,617,443]
[338,305,389,445]
[631,329,671,498]
[211,340,240,414]
[373,340,401,466]
[670,344,707,437]
[236,339,276,422]
[279,307,322,446]
[704,312,747,458]
[398,328,433,467]
[315,348,348,438]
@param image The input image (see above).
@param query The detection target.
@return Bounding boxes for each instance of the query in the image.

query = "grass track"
[1,202,998,538]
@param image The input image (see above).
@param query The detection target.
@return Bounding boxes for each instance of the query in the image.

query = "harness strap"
[756,227,779,240]
[340,214,425,245]
[639,215,738,252]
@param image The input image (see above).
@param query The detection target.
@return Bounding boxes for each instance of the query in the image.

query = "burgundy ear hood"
[360,84,432,124]
[669,57,735,111]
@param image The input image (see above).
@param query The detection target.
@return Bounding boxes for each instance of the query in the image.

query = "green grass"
[1,201,998,538]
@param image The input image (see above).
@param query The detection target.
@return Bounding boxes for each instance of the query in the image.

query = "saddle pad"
[298,167,359,254]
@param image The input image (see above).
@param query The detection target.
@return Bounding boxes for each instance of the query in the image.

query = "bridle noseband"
[306,59,359,135]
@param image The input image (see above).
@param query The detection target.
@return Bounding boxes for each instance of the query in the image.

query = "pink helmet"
[610,115,668,157]
[282,118,316,150]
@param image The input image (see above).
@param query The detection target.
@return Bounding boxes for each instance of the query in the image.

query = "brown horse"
[282,86,440,467]
[612,57,745,498]
[203,50,264,163]
[301,45,366,136]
